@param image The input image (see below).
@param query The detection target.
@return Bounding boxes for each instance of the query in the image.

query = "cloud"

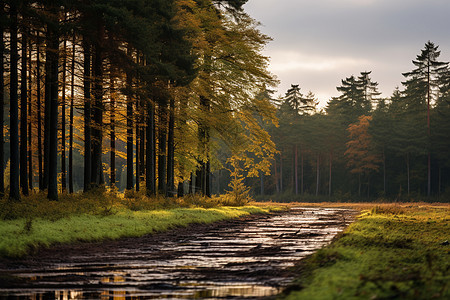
[269,51,372,73]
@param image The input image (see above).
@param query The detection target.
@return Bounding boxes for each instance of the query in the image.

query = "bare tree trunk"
[329,151,332,197]
[61,29,67,193]
[358,173,361,197]
[68,32,75,193]
[301,150,304,195]
[91,40,103,187]
[146,100,155,196]
[158,102,167,195]
[294,145,298,195]
[274,157,279,194]
[9,2,20,200]
[0,1,4,196]
[83,39,92,192]
[126,49,133,191]
[315,153,319,196]
[20,28,29,196]
[37,32,43,191]
[280,153,283,193]
[47,15,60,201]
[406,153,410,196]
[383,147,386,195]
[28,37,33,190]
[166,95,175,197]
[110,72,116,189]
[135,96,140,192]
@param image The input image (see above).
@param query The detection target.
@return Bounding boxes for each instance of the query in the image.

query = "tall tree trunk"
[91,41,103,187]
[427,63,431,197]
[315,153,319,196]
[146,100,155,196]
[9,2,20,201]
[61,30,67,193]
[260,171,264,196]
[427,153,431,196]
[166,95,175,197]
[406,153,410,196]
[357,173,360,197]
[274,157,279,194]
[294,145,298,195]
[110,72,116,190]
[126,60,133,191]
[0,1,5,196]
[43,40,51,191]
[329,151,332,197]
[280,153,283,193]
[68,32,75,193]
[301,150,304,195]
[37,32,43,191]
[20,28,28,196]
[83,40,92,192]
[198,96,211,197]
[367,174,370,198]
[383,147,386,195]
[27,37,32,190]
[158,102,167,195]
[135,97,140,192]
[47,16,60,201]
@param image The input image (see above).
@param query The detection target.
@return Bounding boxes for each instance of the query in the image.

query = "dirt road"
[0,207,356,299]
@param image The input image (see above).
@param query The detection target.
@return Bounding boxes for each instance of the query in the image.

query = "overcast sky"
[243,0,450,107]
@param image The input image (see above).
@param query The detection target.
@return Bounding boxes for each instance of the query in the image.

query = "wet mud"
[0,207,356,299]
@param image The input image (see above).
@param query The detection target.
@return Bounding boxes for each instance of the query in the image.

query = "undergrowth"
[0,190,270,258]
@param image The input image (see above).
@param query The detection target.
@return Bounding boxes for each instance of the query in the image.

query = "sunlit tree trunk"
[91,40,103,187]
[110,72,116,189]
[27,37,32,190]
[0,0,4,196]
[83,39,92,192]
[9,2,20,201]
[36,32,43,191]
[167,95,175,197]
[61,28,67,192]
[68,32,75,193]
[20,28,28,196]
[47,13,60,201]
[158,101,167,195]
[126,48,134,191]
[146,100,155,196]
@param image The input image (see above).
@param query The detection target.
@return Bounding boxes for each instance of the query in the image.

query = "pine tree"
[402,41,448,196]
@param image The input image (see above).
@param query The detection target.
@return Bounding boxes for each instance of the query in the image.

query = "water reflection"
[0,208,354,299]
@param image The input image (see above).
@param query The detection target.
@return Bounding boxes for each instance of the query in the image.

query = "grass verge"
[282,203,449,299]
[0,192,270,258]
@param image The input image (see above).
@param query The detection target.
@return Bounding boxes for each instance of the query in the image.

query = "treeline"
[259,42,450,200]
[0,0,278,201]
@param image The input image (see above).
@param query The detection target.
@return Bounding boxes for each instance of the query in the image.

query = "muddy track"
[0,207,357,299]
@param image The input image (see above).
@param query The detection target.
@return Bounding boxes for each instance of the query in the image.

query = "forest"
[261,41,450,201]
[0,0,278,202]
[0,0,449,203]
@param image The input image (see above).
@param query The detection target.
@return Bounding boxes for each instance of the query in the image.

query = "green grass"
[0,192,269,258]
[283,204,449,299]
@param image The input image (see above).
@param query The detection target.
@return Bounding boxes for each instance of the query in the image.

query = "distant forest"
[1,1,449,202]
[255,41,450,201]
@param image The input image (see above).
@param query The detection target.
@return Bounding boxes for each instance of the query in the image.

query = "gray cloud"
[244,0,450,105]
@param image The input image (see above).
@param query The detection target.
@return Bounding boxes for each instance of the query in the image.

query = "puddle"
[0,208,355,299]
